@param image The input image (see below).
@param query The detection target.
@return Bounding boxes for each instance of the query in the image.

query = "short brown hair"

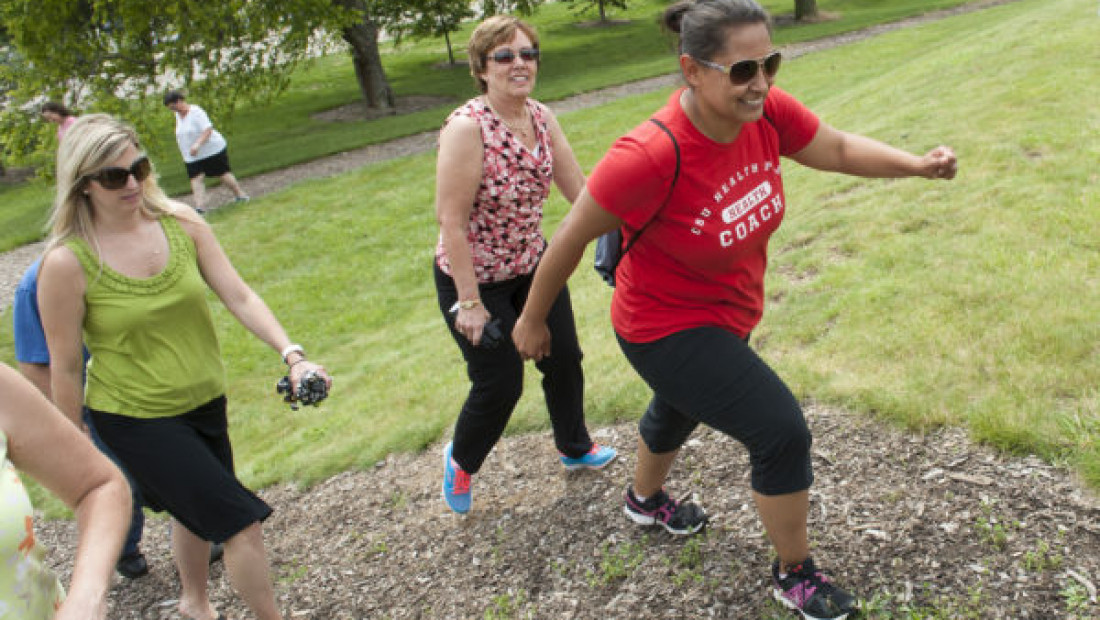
[467,16,540,94]
[41,101,74,118]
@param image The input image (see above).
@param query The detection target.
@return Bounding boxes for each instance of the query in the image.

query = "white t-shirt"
[174,104,228,163]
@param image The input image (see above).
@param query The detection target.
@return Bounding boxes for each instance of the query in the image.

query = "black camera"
[480,318,503,349]
[276,370,329,410]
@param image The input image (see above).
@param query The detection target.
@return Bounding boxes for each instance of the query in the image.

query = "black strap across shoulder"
[620,118,681,256]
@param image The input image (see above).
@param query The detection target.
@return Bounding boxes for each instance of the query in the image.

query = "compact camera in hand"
[276,370,329,410]
[449,302,503,349]
[480,318,503,349]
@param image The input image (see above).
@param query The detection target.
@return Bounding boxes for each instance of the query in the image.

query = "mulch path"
[37,407,1100,618]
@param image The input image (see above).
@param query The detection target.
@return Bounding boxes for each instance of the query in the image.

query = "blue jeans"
[83,409,145,558]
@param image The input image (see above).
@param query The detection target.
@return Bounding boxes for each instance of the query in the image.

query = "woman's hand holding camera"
[279,345,332,409]
[452,300,495,347]
[289,359,330,393]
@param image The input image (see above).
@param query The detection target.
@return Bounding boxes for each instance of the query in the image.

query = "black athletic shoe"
[116,552,149,579]
[771,557,858,620]
[623,487,708,535]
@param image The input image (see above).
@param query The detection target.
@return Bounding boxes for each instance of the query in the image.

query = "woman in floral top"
[433,15,616,514]
[0,363,129,619]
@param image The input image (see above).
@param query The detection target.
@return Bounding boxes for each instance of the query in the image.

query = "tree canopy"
[0,0,550,171]
[0,0,349,167]
[383,0,475,66]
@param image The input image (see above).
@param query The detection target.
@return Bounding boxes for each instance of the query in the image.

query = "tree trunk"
[598,0,607,23]
[795,0,819,21]
[338,11,395,110]
[444,30,455,66]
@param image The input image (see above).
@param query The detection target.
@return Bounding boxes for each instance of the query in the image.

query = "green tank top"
[67,216,226,418]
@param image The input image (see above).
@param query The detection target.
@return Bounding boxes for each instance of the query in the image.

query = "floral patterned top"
[435,97,554,283]
[0,431,64,618]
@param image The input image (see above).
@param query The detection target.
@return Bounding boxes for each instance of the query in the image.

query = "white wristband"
[281,344,305,363]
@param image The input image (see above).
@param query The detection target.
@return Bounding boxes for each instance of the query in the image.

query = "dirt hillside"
[38,406,1100,618]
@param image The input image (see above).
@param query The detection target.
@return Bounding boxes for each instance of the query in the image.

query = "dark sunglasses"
[695,51,782,85]
[487,47,540,64]
[84,155,152,190]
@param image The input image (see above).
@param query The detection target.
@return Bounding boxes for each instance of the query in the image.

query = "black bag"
[593,118,681,287]
[592,228,625,286]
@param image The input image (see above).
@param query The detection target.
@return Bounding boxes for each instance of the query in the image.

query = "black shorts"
[185,148,232,179]
[88,396,272,543]
[617,327,813,496]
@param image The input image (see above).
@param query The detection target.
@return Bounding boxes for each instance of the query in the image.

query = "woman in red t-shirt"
[513,1,956,617]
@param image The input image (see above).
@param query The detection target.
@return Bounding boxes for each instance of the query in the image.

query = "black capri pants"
[89,395,272,543]
[434,264,593,473]
[617,326,813,496]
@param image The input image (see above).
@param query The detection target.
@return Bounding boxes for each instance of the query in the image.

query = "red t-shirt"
[587,87,820,342]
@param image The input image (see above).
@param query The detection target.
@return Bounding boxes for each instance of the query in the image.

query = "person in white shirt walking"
[163,90,249,213]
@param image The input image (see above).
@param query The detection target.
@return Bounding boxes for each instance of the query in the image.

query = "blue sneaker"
[560,444,617,470]
[442,442,471,514]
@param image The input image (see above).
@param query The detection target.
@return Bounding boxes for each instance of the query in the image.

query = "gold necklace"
[507,116,532,139]
[487,99,532,140]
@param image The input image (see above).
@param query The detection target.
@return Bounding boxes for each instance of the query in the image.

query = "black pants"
[435,265,593,473]
[617,326,813,496]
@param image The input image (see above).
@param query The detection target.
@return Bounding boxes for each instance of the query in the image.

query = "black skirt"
[89,395,272,543]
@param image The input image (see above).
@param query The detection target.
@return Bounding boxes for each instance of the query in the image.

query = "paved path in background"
[0,0,1016,311]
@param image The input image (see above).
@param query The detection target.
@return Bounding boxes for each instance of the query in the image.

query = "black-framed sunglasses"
[84,155,152,190]
[694,51,782,85]
[487,47,540,64]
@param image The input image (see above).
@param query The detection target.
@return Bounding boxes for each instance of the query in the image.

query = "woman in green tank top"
[38,114,332,620]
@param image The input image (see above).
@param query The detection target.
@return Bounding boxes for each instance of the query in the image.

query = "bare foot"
[178,599,221,620]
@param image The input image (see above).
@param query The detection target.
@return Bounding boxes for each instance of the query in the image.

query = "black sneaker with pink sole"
[623,487,708,535]
[771,557,858,620]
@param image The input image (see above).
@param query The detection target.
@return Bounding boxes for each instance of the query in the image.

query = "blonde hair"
[467,16,540,94]
[46,114,200,254]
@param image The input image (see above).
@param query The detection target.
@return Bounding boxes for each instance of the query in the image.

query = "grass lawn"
[3,0,1096,518]
[0,0,985,252]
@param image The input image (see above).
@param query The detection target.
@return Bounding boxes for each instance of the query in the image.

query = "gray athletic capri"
[617,326,813,496]
[88,395,272,543]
